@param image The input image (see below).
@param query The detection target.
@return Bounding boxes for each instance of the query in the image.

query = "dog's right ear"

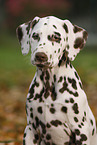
[16,16,40,55]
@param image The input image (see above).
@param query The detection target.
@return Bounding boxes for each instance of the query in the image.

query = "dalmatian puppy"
[16,16,97,145]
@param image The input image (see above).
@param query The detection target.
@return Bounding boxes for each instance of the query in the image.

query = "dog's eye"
[32,32,40,41]
[48,35,61,43]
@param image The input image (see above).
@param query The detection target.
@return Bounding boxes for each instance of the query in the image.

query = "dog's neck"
[28,60,73,101]
[36,58,73,85]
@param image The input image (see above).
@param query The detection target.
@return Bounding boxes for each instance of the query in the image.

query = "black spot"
[82,116,86,122]
[54,31,61,36]
[53,75,56,82]
[58,76,63,83]
[45,70,50,80]
[64,129,70,136]
[58,51,70,67]
[74,71,79,80]
[74,117,79,122]
[68,78,77,90]
[30,107,33,112]
[64,76,66,81]
[46,142,50,145]
[40,120,46,134]
[23,139,25,145]
[29,127,31,131]
[79,82,83,89]
[90,119,93,126]
[30,112,33,118]
[72,103,79,114]
[31,19,40,29]
[92,128,95,136]
[48,35,51,41]
[81,122,84,126]
[63,23,68,33]
[76,140,82,145]
[73,25,82,33]
[58,48,60,53]
[35,116,39,128]
[84,111,86,116]
[74,37,84,49]
[75,129,80,135]
[39,44,42,46]
[44,23,47,25]
[63,123,68,128]
[35,81,39,87]
[28,83,35,99]
[46,134,51,140]
[65,99,69,103]
[70,131,76,144]
[70,63,72,68]
[46,123,51,128]
[72,79,77,90]
[17,27,23,42]
[33,139,37,144]
[66,37,68,42]
[78,124,82,128]
[80,134,87,141]
[50,108,56,114]
[51,103,54,107]
[50,85,57,101]
[24,133,26,137]
[26,21,31,35]
[83,31,88,41]
[44,90,49,99]
[40,72,44,81]
[52,42,54,46]
[66,45,69,50]
[37,106,43,114]
[61,106,67,113]
[53,25,57,29]
[32,123,36,130]
[50,54,52,59]
[59,82,68,93]
[70,98,74,103]
[50,120,62,127]
[34,134,39,140]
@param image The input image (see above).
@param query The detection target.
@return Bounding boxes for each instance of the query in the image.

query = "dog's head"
[16,16,88,68]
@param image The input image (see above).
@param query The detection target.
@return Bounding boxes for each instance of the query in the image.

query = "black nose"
[35,52,48,62]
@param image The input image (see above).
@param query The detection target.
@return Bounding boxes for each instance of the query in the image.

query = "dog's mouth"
[32,61,52,69]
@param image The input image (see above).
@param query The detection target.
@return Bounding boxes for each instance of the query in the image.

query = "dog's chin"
[32,61,52,69]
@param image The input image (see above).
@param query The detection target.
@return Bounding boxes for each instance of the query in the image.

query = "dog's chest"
[27,66,81,124]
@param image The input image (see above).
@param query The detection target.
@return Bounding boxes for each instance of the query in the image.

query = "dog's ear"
[63,20,88,61]
[16,16,40,55]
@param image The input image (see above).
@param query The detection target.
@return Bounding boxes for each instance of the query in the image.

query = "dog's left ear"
[63,20,88,61]
[16,16,40,55]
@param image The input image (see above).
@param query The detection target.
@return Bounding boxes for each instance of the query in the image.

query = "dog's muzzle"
[34,52,51,68]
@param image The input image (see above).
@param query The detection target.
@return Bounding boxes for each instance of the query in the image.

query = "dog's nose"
[35,52,48,62]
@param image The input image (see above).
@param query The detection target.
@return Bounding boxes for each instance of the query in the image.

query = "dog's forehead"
[33,16,63,31]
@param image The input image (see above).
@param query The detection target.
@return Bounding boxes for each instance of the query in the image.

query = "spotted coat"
[16,16,97,145]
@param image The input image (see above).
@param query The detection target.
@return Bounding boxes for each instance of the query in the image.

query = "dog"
[16,16,97,145]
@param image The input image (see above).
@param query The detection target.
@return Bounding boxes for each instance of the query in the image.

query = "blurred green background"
[0,0,97,144]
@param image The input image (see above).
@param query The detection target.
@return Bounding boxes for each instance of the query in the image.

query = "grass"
[0,32,97,89]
